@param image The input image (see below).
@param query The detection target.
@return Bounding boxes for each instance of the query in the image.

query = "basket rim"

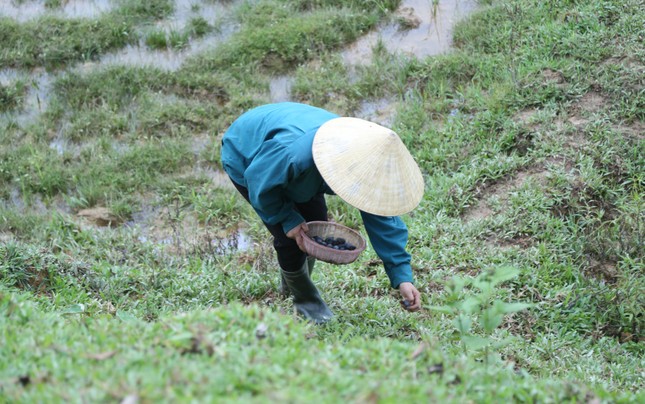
[304,221,365,241]
[300,221,366,264]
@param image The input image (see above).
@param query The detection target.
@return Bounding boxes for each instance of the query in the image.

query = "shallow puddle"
[48,136,72,156]
[96,35,220,71]
[191,164,236,189]
[0,68,53,126]
[355,97,398,127]
[270,0,477,103]
[2,0,113,22]
[341,0,477,64]
[155,0,225,31]
[9,187,25,211]
[269,75,294,103]
[6,185,70,215]
[125,202,252,254]
[97,0,238,71]
[133,229,253,254]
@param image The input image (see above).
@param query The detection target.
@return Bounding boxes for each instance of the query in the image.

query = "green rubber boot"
[307,256,316,277]
[281,264,333,324]
[280,256,316,296]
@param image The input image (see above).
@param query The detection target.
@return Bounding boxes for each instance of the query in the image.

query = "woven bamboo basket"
[301,221,366,264]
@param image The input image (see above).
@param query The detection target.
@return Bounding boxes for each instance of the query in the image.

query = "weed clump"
[190,6,378,74]
[0,0,174,68]
[0,81,26,112]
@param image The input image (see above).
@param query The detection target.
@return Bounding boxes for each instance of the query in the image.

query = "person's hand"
[399,282,421,312]
[286,222,309,252]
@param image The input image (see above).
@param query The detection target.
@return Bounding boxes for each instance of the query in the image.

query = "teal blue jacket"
[221,103,414,288]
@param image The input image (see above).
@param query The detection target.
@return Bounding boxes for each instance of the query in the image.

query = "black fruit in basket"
[311,235,356,251]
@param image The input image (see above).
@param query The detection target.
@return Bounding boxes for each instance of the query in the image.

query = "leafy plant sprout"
[428,266,532,369]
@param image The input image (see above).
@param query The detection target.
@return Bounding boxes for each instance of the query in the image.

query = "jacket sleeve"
[360,212,414,288]
[243,140,305,234]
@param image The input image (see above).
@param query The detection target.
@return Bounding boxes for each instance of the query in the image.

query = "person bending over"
[221,102,425,323]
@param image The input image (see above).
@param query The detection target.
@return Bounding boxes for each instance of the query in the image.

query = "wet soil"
[2,0,114,22]
[123,202,253,255]
[340,0,478,65]
[269,0,477,123]
[2,0,476,139]
[2,0,478,252]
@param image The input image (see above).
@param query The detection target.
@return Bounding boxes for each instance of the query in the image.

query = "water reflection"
[98,0,238,71]
[191,164,236,189]
[134,229,252,254]
[126,202,251,254]
[97,33,224,71]
[156,0,225,31]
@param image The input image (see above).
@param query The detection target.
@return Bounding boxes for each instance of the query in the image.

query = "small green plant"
[0,81,26,113]
[145,29,170,50]
[44,0,63,9]
[428,266,532,366]
[167,30,190,49]
[186,16,213,37]
[146,29,190,50]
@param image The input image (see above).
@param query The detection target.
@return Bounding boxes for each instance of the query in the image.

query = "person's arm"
[360,212,421,311]
[244,141,305,234]
[360,212,412,286]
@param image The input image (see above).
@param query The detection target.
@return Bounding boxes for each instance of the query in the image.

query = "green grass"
[145,15,218,50]
[0,0,174,68]
[144,29,190,50]
[0,79,27,112]
[1,0,644,401]
[6,287,629,403]
[186,16,214,37]
[183,0,392,74]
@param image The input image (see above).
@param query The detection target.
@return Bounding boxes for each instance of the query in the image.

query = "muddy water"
[0,67,53,126]
[1,0,239,130]
[98,0,238,71]
[355,97,399,127]
[341,0,478,65]
[156,0,224,31]
[1,0,114,22]
[269,76,294,103]
[2,0,477,253]
[125,202,252,254]
[97,32,226,71]
[270,0,476,102]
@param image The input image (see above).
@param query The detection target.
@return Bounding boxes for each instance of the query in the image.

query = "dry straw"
[313,117,424,216]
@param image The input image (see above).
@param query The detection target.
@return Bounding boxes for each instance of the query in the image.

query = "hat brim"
[313,117,424,216]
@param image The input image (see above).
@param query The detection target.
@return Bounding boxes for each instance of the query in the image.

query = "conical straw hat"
[313,117,424,216]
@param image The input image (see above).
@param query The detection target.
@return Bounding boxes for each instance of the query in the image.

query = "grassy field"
[1,0,643,402]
